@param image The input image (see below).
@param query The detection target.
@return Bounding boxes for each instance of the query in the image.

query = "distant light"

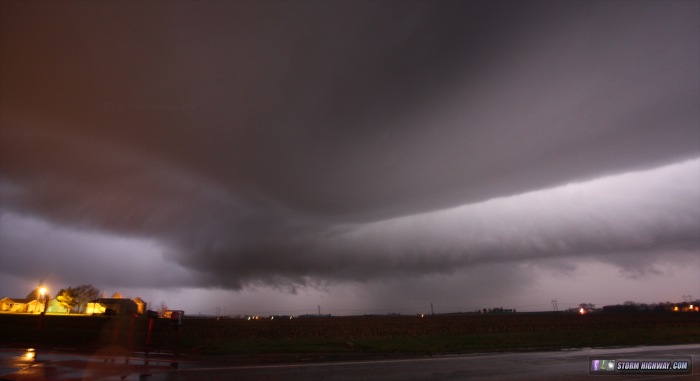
[690,305,694,310]
[674,306,679,311]
[289,316,293,319]
[271,316,274,320]
[420,314,424,318]
[25,348,35,361]
[579,308,586,315]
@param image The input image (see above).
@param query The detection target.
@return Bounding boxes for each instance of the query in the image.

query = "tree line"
[602,300,697,313]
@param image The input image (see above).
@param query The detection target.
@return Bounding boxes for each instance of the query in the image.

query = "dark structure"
[93,298,138,316]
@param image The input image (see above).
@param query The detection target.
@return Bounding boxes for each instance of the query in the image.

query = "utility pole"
[551,299,558,311]
[318,305,321,316]
[430,303,434,316]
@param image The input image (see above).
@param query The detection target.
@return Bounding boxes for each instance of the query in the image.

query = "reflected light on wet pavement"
[0,348,180,381]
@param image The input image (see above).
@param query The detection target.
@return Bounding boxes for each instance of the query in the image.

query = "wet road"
[1,344,698,380]
[0,347,182,381]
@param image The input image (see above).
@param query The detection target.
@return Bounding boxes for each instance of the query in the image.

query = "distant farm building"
[46,298,70,314]
[86,298,139,316]
[0,297,44,313]
[132,297,147,314]
[161,310,184,319]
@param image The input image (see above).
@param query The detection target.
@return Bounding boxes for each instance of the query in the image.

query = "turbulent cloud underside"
[0,1,698,305]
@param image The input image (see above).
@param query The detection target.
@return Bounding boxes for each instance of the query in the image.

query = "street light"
[39,287,47,313]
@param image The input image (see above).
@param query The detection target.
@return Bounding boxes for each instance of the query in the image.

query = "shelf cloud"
[1,1,698,312]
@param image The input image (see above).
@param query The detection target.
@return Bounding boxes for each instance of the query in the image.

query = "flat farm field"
[176,312,700,355]
[1,312,698,356]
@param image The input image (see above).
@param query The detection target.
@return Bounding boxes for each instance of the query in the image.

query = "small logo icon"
[591,359,616,371]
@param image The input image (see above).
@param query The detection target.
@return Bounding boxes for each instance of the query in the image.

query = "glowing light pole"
[39,287,47,313]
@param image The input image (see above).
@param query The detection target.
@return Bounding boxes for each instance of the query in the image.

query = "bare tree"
[72,284,101,313]
[158,302,169,316]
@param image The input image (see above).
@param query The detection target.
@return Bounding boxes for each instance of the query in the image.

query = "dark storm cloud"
[173,160,700,290]
[1,1,698,293]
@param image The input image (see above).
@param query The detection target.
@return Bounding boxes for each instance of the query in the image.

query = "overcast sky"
[1,1,698,315]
